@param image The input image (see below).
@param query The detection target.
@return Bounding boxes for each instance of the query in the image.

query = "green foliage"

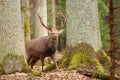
[98,0,109,17]
[98,0,109,51]
[56,0,66,40]
[56,0,66,12]
[113,0,120,57]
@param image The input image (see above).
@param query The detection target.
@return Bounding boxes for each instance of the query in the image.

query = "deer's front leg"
[40,57,45,72]
[50,55,59,70]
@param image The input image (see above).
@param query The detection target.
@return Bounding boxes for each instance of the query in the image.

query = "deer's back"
[25,36,56,57]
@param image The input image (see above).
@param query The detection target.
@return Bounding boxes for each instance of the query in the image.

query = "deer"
[25,13,67,71]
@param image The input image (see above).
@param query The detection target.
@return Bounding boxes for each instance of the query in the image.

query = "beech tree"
[21,0,31,42]
[51,0,56,28]
[0,0,27,74]
[66,0,102,52]
[33,0,48,38]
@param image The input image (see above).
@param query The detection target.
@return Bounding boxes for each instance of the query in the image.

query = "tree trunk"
[21,0,31,42]
[33,0,48,38]
[109,0,115,79]
[59,35,65,51]
[66,0,102,52]
[45,0,111,73]
[51,0,56,28]
[0,0,28,74]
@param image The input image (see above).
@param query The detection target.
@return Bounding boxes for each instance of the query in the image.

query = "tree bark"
[0,0,27,74]
[51,0,56,28]
[21,0,31,42]
[33,0,48,38]
[66,0,102,52]
[109,0,115,80]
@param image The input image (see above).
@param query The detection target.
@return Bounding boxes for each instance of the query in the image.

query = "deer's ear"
[58,29,64,34]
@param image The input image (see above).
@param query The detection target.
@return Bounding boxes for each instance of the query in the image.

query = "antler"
[38,14,52,31]
[58,12,67,30]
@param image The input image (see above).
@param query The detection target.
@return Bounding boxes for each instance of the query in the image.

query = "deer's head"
[38,13,67,41]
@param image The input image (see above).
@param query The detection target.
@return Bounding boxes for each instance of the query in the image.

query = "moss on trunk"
[0,53,30,74]
[45,42,110,72]
[24,12,30,42]
[46,42,99,72]
[97,49,110,67]
[60,42,104,72]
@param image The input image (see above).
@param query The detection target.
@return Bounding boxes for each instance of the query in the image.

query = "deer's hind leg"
[30,58,38,69]
[40,56,45,72]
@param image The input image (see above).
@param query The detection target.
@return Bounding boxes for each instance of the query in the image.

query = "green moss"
[92,72,120,80]
[0,53,29,74]
[68,52,87,69]
[59,53,69,68]
[45,64,56,72]
[67,51,104,72]
[22,61,31,73]
[24,11,30,42]
[31,70,42,76]
[35,60,41,66]
[97,49,110,66]
[93,72,109,79]
[45,42,104,73]
[66,42,103,72]
[89,58,104,72]
[24,18,30,34]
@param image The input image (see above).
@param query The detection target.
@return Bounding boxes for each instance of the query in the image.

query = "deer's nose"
[52,34,58,40]
[54,35,57,38]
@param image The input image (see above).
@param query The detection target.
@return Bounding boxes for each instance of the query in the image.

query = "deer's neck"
[47,37,58,49]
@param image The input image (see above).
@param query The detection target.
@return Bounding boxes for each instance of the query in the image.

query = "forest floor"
[0,69,100,80]
[0,53,100,80]
[1,54,120,80]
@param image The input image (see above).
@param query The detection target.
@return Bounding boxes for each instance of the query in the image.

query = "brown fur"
[25,35,59,71]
